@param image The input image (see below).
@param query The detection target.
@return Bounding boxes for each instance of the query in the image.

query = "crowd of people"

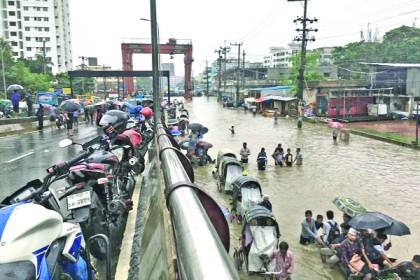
[299,210,419,279]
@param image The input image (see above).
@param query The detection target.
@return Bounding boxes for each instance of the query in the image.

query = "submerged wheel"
[233,249,241,270]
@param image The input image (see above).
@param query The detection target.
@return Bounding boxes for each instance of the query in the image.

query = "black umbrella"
[60,100,81,113]
[348,211,393,230]
[188,123,203,131]
[378,220,411,236]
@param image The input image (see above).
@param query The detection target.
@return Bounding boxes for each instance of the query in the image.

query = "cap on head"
[348,228,359,235]
[263,194,270,200]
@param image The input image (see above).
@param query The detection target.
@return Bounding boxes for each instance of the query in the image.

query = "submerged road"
[179,96,420,280]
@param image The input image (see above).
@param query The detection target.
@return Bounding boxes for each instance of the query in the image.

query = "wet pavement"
[346,119,419,138]
[178,96,420,280]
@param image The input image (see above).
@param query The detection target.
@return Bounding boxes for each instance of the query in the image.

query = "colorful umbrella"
[82,101,91,106]
[332,197,367,217]
[329,121,344,129]
[113,100,122,106]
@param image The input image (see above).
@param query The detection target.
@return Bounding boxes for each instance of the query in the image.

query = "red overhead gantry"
[121,38,193,100]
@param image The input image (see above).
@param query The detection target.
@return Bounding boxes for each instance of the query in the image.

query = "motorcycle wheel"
[79,193,109,260]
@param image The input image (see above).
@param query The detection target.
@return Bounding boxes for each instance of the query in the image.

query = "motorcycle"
[0,142,108,280]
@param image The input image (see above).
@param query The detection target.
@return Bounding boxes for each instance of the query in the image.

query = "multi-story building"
[0,0,73,73]
[263,43,300,68]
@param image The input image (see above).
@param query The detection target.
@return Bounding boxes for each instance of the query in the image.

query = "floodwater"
[177,96,420,280]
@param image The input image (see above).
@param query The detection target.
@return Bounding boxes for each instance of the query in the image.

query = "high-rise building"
[0,0,73,74]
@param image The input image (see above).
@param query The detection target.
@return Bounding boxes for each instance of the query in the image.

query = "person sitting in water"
[378,254,420,280]
[258,194,272,212]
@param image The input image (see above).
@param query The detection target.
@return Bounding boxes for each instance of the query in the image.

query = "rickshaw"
[233,206,281,278]
[214,149,242,193]
[231,176,262,222]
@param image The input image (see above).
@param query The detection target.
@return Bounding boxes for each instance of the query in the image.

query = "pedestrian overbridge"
[117,119,239,280]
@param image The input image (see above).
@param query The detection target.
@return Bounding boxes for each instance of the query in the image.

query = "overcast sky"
[69,0,420,76]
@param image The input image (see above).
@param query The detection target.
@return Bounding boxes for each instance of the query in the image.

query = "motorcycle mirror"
[59,139,73,147]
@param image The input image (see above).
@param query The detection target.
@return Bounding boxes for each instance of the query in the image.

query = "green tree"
[135,77,153,91]
[18,54,53,75]
[279,50,327,94]
[331,26,420,79]
[55,72,71,88]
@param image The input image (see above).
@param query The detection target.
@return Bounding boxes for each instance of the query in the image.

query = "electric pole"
[230,42,242,105]
[217,45,230,100]
[289,0,318,128]
[205,61,209,97]
[242,50,246,92]
[42,39,46,74]
[214,49,222,102]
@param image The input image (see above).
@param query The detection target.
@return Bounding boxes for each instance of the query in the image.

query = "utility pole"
[230,42,242,105]
[289,0,318,128]
[218,45,230,100]
[242,50,246,92]
[78,56,89,93]
[214,49,222,102]
[42,39,46,74]
[205,61,210,97]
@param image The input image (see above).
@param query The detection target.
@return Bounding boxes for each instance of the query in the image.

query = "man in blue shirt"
[258,194,272,212]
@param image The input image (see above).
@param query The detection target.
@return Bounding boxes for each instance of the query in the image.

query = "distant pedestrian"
[274,109,279,122]
[251,107,257,116]
[49,105,57,131]
[66,112,74,136]
[239,142,251,164]
[11,90,20,113]
[73,110,79,128]
[258,194,272,212]
[84,106,90,122]
[95,105,104,126]
[25,90,33,117]
[333,128,340,141]
[229,126,235,134]
[36,104,44,130]
[294,148,303,165]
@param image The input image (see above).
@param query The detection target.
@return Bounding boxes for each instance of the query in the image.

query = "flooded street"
[180,96,420,279]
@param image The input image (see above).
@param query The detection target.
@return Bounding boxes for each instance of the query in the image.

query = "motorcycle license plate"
[67,191,91,210]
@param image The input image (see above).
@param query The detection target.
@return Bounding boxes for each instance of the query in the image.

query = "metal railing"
[156,122,239,280]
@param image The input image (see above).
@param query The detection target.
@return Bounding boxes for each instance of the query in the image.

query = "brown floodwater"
[175,96,420,280]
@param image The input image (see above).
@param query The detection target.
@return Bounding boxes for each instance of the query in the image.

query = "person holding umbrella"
[10,90,20,113]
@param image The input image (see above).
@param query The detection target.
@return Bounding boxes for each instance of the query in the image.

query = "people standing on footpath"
[66,111,74,136]
[11,90,20,114]
[240,142,251,164]
[36,104,44,130]
[25,90,33,117]
[84,106,90,123]
[49,105,57,131]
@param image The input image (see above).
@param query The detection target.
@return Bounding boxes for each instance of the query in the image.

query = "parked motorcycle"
[0,143,105,279]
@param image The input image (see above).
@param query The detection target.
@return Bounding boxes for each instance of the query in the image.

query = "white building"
[263,43,300,68]
[0,0,73,74]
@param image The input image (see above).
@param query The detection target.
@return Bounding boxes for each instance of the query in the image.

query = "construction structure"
[121,38,193,100]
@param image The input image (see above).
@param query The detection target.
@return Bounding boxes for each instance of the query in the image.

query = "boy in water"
[284,148,293,167]
[294,148,303,165]
[229,126,235,134]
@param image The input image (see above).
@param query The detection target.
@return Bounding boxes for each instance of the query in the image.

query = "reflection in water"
[182,97,420,280]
